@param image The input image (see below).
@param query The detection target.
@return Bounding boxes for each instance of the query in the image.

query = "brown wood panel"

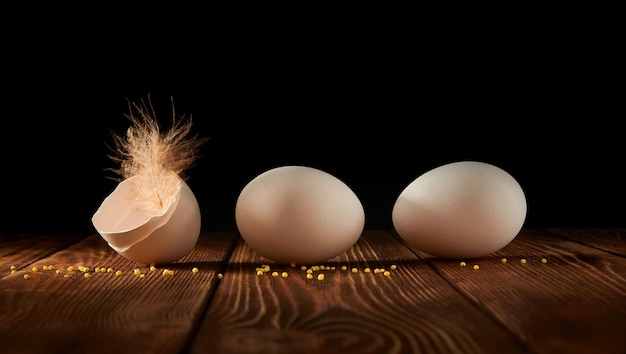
[405,228,626,354]
[0,233,88,278]
[190,230,532,354]
[0,231,238,354]
[546,228,626,257]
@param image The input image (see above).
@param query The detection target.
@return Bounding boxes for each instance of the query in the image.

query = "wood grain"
[546,228,626,257]
[190,230,531,354]
[405,228,626,354]
[0,233,88,278]
[0,232,238,354]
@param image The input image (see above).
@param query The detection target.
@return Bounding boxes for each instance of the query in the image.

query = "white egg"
[392,161,527,259]
[91,174,201,265]
[235,165,365,265]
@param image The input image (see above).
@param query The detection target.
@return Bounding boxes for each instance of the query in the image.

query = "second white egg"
[235,165,365,265]
[392,161,527,259]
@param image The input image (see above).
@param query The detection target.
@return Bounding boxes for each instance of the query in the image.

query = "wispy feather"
[106,95,207,216]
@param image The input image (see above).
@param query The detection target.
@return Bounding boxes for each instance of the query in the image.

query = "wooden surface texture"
[1,229,625,354]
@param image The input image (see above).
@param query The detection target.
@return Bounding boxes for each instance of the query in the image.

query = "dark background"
[2,1,623,234]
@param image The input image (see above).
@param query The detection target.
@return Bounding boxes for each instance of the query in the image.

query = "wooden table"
[1,229,625,354]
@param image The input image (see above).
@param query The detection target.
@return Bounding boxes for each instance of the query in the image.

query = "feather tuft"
[105,96,207,216]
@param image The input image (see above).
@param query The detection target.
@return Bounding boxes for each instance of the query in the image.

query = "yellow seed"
[81,266,90,273]
[150,265,157,272]
[139,273,146,278]
[501,258,507,263]
[218,273,223,279]
[115,270,123,277]
[311,266,320,271]
[107,267,114,273]
[43,265,49,271]
[306,269,313,274]
[351,268,358,273]
[23,274,30,279]
[390,264,397,270]
[162,269,174,276]
[317,273,325,281]
[134,268,141,275]
[64,274,70,279]
[460,262,466,267]
[84,272,91,278]
[341,265,347,271]
[364,268,371,273]
[300,265,307,271]
[10,265,16,270]
[271,271,279,277]
[32,266,38,272]
[256,270,263,276]
[541,258,548,263]
[192,267,199,273]
[55,270,61,274]
[383,271,391,277]
[473,265,479,270]
[306,273,313,279]
[67,266,74,272]
[94,267,101,273]
[11,270,16,274]
[520,259,527,264]
[281,272,288,278]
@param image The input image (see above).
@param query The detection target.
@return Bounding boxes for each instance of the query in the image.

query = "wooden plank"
[190,230,532,354]
[0,233,88,278]
[405,228,626,354]
[0,231,238,354]
[546,228,626,257]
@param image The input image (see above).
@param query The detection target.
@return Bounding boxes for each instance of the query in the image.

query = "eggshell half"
[92,175,201,265]
[392,161,527,259]
[235,165,365,265]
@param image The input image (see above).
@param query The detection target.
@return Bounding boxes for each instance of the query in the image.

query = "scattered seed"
[520,259,527,264]
[460,262,467,267]
[23,274,30,279]
[281,272,288,278]
[192,267,199,273]
[32,266,38,272]
[317,273,325,281]
[541,258,548,263]
[473,265,479,270]
[501,258,507,263]
[218,273,223,279]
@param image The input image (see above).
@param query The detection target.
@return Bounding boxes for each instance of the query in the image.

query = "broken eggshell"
[92,175,201,265]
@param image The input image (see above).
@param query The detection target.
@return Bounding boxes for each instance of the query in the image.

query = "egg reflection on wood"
[392,161,527,259]
[91,97,207,265]
[235,165,365,265]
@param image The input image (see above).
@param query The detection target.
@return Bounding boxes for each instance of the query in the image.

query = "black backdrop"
[2,1,623,234]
